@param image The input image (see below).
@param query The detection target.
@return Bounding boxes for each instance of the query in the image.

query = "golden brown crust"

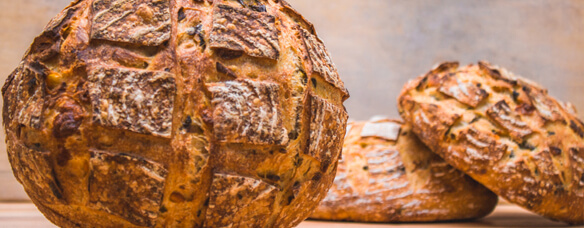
[204,173,278,227]
[2,0,349,227]
[310,119,498,222]
[87,67,176,138]
[88,150,168,227]
[398,61,584,225]
[90,0,172,46]
[209,4,280,60]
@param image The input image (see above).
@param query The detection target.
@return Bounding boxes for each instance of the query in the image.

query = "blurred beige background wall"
[0,0,583,200]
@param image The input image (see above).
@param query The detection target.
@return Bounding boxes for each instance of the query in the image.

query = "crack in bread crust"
[399,61,584,225]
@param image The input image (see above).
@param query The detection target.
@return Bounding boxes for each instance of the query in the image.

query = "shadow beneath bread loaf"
[302,205,571,228]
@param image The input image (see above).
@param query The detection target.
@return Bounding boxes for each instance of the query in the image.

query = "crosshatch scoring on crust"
[207,79,288,145]
[90,0,172,46]
[204,173,277,227]
[88,150,168,227]
[307,94,349,171]
[87,67,176,138]
[210,4,280,60]
[2,0,350,227]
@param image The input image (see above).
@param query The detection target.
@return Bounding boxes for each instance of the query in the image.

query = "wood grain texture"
[0,203,570,228]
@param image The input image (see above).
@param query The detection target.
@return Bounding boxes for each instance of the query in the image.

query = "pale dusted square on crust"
[87,67,176,138]
[91,0,171,46]
[209,4,280,60]
[208,79,288,145]
[438,73,488,108]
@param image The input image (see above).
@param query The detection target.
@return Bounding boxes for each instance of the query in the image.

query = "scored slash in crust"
[88,150,168,227]
[204,173,277,227]
[1,0,349,227]
[210,4,280,60]
[307,94,349,172]
[87,67,176,138]
[207,79,288,146]
[91,0,171,46]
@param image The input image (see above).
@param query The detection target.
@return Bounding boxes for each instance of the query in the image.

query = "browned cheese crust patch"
[398,61,584,225]
[310,120,498,222]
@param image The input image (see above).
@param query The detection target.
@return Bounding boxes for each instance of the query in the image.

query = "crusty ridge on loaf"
[2,0,349,227]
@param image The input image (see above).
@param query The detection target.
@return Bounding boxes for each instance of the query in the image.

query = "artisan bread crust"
[2,0,349,227]
[310,119,498,222]
[398,61,584,224]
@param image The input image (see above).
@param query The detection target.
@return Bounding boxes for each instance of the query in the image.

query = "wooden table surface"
[0,203,574,228]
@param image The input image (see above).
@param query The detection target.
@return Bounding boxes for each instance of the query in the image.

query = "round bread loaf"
[310,118,498,222]
[1,0,349,227]
[398,61,584,224]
